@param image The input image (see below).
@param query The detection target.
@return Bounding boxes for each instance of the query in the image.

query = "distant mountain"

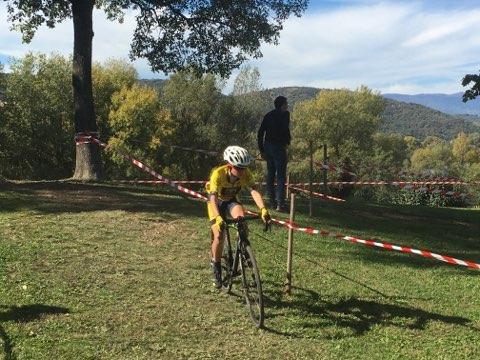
[381,99,478,139]
[383,92,480,116]
[261,86,321,107]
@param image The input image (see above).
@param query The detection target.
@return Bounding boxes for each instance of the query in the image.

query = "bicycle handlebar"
[225,214,271,232]
[225,215,260,224]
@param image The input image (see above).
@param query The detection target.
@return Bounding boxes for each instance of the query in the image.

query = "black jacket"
[257,109,291,153]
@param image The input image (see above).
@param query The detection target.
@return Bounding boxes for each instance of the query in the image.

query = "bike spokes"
[240,244,264,328]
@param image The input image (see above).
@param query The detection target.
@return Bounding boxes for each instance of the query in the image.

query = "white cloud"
[1,2,480,94]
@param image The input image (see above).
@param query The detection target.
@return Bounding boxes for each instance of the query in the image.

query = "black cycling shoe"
[211,260,222,289]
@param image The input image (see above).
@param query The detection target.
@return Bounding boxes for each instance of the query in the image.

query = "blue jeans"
[264,141,287,208]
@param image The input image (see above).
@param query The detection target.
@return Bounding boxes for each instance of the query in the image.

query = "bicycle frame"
[225,218,251,279]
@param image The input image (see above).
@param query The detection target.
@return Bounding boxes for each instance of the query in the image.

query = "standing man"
[258,96,291,212]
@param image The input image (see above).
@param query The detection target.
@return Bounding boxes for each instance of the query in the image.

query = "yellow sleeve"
[207,168,221,195]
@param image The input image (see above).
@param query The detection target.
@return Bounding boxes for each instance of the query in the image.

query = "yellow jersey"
[206,164,254,201]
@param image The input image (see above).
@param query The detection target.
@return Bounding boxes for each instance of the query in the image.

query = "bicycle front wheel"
[221,229,233,292]
[239,244,265,328]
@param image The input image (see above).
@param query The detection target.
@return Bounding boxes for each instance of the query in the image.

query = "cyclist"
[206,146,271,289]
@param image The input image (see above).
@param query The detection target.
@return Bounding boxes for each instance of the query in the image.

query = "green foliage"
[7,0,308,76]
[92,58,138,176]
[0,53,74,179]
[372,133,408,176]
[0,54,142,180]
[129,1,308,77]
[93,58,138,135]
[290,87,385,179]
[410,140,454,176]
[107,84,174,178]
[354,186,466,207]
[381,99,478,140]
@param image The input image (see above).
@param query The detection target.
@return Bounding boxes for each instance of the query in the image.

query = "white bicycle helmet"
[223,146,252,168]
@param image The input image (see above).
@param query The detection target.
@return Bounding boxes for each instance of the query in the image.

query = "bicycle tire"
[221,229,234,292]
[239,244,265,328]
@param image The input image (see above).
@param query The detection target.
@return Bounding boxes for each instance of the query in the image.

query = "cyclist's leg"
[229,202,245,219]
[208,200,226,262]
[229,201,249,247]
[208,200,229,288]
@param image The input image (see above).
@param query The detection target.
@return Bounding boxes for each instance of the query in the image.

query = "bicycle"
[220,214,269,328]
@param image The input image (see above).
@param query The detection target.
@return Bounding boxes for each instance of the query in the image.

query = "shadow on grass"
[254,230,430,299]
[0,181,205,219]
[285,197,480,266]
[262,285,474,339]
[0,304,69,360]
[251,231,476,338]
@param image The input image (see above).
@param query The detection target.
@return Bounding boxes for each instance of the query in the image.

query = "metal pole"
[309,140,313,217]
[285,193,295,295]
[323,144,328,194]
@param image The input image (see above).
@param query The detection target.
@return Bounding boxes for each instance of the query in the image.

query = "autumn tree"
[107,83,174,178]
[290,87,384,177]
[5,0,308,180]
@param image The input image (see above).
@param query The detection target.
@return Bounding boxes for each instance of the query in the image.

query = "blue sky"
[1,1,480,94]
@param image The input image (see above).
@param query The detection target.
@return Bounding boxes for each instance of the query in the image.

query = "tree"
[6,0,308,180]
[0,53,74,179]
[290,87,384,177]
[160,70,223,179]
[230,65,270,147]
[107,83,174,178]
[462,70,480,102]
[372,133,408,175]
[410,140,453,176]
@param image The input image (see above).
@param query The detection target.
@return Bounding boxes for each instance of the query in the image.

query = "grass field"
[0,181,479,359]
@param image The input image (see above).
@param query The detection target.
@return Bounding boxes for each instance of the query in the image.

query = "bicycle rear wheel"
[221,229,234,292]
[239,244,265,328]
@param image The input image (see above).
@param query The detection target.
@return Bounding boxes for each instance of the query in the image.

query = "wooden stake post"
[309,140,313,217]
[284,193,295,295]
[286,172,290,199]
[323,144,328,194]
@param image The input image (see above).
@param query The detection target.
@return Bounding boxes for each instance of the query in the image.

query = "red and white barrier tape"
[325,180,478,186]
[269,218,480,270]
[85,134,209,201]
[83,132,480,271]
[116,179,479,187]
[289,185,346,202]
[342,236,480,270]
[114,180,208,185]
[75,131,99,145]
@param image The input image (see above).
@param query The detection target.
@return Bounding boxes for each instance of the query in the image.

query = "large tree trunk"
[71,0,102,180]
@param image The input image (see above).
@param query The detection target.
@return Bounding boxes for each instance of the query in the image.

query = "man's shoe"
[276,205,288,213]
[211,260,222,289]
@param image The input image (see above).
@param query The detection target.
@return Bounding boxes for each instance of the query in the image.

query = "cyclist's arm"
[250,188,266,210]
[209,193,221,219]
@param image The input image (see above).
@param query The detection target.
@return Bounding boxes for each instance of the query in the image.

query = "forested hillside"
[381,99,478,139]
[252,86,478,140]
